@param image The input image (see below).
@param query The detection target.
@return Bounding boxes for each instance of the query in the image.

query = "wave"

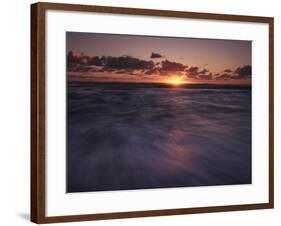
[67,82,251,192]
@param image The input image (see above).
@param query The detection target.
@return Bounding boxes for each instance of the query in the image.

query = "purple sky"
[67,32,252,84]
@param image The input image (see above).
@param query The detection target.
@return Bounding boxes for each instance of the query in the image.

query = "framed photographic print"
[31,2,274,224]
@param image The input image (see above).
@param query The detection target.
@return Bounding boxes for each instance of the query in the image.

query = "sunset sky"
[66,32,252,85]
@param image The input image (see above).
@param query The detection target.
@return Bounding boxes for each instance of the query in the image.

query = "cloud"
[160,60,187,72]
[105,56,154,70]
[216,73,231,80]
[235,65,251,78]
[67,50,251,82]
[186,66,199,78]
[67,51,89,66]
[67,51,155,72]
[224,69,232,73]
[98,67,116,73]
[198,73,212,80]
[215,68,233,80]
[199,68,209,74]
[215,65,251,80]
[115,69,132,74]
[188,66,199,73]
[186,67,213,80]
[144,68,160,75]
[150,52,163,59]
[216,72,246,81]
[89,56,103,66]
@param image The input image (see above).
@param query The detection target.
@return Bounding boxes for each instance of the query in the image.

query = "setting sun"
[166,76,186,85]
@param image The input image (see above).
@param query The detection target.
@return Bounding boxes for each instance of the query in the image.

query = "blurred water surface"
[67,82,251,192]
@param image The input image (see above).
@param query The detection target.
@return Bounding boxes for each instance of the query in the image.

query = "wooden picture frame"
[31,2,274,224]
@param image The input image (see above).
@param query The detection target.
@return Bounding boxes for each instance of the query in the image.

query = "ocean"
[67,81,252,192]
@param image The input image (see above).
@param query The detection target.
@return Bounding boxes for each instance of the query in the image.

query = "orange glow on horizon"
[165,75,187,85]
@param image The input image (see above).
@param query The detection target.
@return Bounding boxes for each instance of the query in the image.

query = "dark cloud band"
[67,51,251,82]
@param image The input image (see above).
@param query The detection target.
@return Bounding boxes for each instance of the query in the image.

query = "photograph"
[30,2,274,223]
[66,32,252,193]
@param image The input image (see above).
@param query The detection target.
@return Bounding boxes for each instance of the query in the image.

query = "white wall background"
[0,0,279,225]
